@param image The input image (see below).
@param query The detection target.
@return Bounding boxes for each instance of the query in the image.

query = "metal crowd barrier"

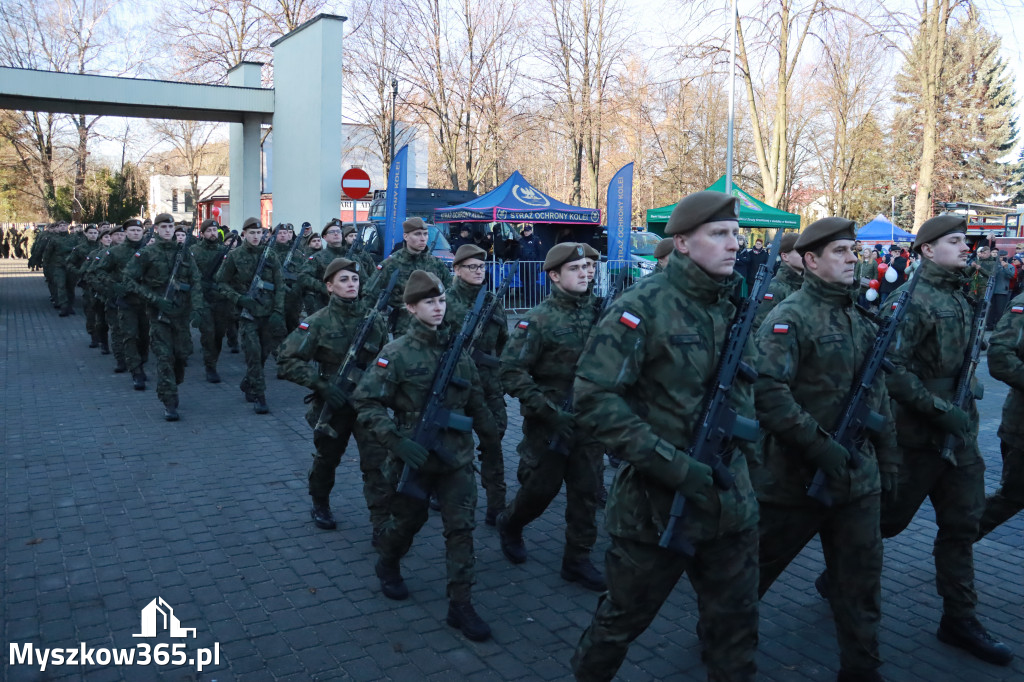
[485,258,655,313]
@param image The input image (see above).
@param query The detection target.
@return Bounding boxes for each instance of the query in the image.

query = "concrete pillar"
[227,62,264,228]
[271,15,346,231]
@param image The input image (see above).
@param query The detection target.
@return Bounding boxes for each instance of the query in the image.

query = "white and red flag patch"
[376,357,390,368]
[298,321,310,331]
[618,311,641,329]
[516,320,529,330]
[772,323,790,334]
[763,293,774,300]
[1013,306,1024,314]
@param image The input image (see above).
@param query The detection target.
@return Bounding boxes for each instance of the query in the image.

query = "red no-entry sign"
[341,168,371,200]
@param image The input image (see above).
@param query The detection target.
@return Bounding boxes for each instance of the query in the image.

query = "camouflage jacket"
[215,241,285,319]
[501,282,595,420]
[445,276,509,373]
[988,291,1024,440]
[43,232,79,266]
[94,239,147,306]
[66,238,100,280]
[272,239,305,290]
[278,294,389,424]
[352,319,498,473]
[365,247,452,335]
[297,245,348,311]
[884,258,979,461]
[753,270,898,504]
[123,236,204,317]
[190,238,233,303]
[77,243,107,289]
[753,263,803,331]
[29,230,51,266]
[573,252,758,545]
[340,244,377,281]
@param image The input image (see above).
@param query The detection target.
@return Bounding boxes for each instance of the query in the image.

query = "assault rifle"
[349,222,366,256]
[240,225,282,321]
[806,272,921,506]
[545,269,625,457]
[658,228,784,556]
[939,271,995,466]
[396,284,489,500]
[155,235,195,324]
[313,270,400,437]
[467,263,515,369]
[202,233,240,293]
[281,223,309,283]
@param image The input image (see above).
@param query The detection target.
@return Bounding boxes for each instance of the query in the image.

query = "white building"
[148,175,229,222]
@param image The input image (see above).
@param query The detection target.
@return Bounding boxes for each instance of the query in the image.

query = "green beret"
[173,225,187,235]
[153,213,174,225]
[242,217,262,231]
[109,224,125,234]
[780,231,799,253]
[913,214,967,253]
[122,219,143,229]
[403,270,445,304]
[84,223,99,232]
[323,257,359,282]
[795,218,856,255]
[453,244,487,266]
[322,218,342,236]
[200,218,220,231]
[543,242,588,271]
[280,222,294,232]
[665,191,738,235]
[653,237,674,259]
[341,225,356,238]
[581,242,601,260]
[403,217,427,234]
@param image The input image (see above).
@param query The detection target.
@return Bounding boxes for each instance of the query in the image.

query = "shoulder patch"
[772,323,790,334]
[763,292,774,300]
[516,320,529,329]
[134,251,141,257]
[618,311,641,329]
[308,255,315,260]
[1013,305,1024,314]
[376,357,390,368]
[298,321,310,331]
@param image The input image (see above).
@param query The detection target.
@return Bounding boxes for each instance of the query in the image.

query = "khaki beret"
[795,218,856,255]
[200,218,220,231]
[653,237,674,259]
[581,242,600,260]
[341,225,356,238]
[403,270,445,304]
[122,219,143,229]
[323,257,359,282]
[280,222,294,231]
[665,191,739,235]
[779,231,800,253]
[403,217,427,233]
[543,242,588,271]
[173,225,187,235]
[153,213,174,225]
[110,224,126,234]
[322,218,342,236]
[453,244,487,266]
[242,217,262,231]
[914,214,967,252]
[143,219,152,225]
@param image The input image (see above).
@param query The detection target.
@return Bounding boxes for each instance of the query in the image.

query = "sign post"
[342,168,371,234]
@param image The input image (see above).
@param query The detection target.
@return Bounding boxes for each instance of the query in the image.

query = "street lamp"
[389,78,398,174]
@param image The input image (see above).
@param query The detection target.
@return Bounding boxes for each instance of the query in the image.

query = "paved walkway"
[2,258,1022,681]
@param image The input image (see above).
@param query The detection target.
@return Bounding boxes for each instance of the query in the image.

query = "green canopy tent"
[646,175,801,233]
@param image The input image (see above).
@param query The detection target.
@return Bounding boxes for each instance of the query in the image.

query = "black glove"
[237,295,258,311]
[318,382,347,410]
[548,407,574,442]
[677,459,713,508]
[935,404,971,442]
[811,439,849,481]
[394,438,429,469]
[269,311,287,337]
[154,297,177,314]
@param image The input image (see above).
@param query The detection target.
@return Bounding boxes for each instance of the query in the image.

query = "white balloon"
[866,288,879,302]
[884,267,898,283]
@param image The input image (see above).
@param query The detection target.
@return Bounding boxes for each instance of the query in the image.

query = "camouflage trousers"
[572,531,759,682]
[378,458,477,601]
[118,303,150,373]
[759,496,882,673]
[505,417,602,560]
[43,262,58,301]
[104,302,125,364]
[83,288,102,337]
[239,316,275,396]
[91,296,108,343]
[881,447,985,619]
[148,310,192,404]
[51,265,74,308]
[978,440,1024,539]
[476,367,508,514]
[196,298,234,369]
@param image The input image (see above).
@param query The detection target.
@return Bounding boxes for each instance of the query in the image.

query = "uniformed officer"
[298,219,348,314]
[752,231,803,331]
[95,219,151,388]
[190,219,235,383]
[653,237,673,272]
[341,224,376,276]
[352,270,501,642]
[754,218,898,681]
[67,224,101,340]
[82,228,113,354]
[271,223,304,336]
[277,257,389,533]
[497,242,607,592]
[570,191,760,681]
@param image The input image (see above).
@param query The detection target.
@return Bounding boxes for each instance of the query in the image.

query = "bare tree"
[161,0,269,83]
[150,120,229,223]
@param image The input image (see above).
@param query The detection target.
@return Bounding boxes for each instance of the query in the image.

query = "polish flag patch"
[772,323,790,334]
[134,252,141,257]
[763,293,774,300]
[516,320,529,330]
[1013,306,1024,314]
[298,321,310,331]
[619,311,641,329]
[891,301,899,311]
[376,358,390,368]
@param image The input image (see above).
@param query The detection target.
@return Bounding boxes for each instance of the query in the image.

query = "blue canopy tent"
[858,215,914,242]
[434,170,602,226]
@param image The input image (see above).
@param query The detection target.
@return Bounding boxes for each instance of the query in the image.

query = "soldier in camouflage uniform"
[978,290,1024,538]
[570,191,760,682]
[277,257,389,534]
[752,231,803,331]
[352,270,501,642]
[44,222,80,315]
[94,220,151,387]
[497,243,607,592]
[123,214,204,420]
[190,219,235,383]
[93,226,129,368]
[67,224,101,341]
[215,217,285,414]
[298,219,349,314]
[364,217,452,336]
[754,218,898,682]
[271,223,305,336]
[444,244,510,524]
[341,224,377,277]
[82,228,113,354]
[653,237,673,273]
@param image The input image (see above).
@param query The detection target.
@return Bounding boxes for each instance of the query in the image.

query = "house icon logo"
[132,597,197,638]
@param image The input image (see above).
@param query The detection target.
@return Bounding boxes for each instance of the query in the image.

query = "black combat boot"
[937,615,1013,665]
[88,334,99,349]
[815,571,830,600]
[836,669,884,682]
[371,527,382,548]
[205,366,221,384]
[173,360,186,385]
[100,339,110,355]
[497,511,527,564]
[253,395,269,414]
[163,398,179,422]
[132,371,146,391]
[429,492,441,511]
[114,358,127,373]
[561,556,607,592]
[59,305,73,317]
[485,506,504,527]
[446,601,491,642]
[375,559,409,600]
[310,499,336,530]
[240,378,254,402]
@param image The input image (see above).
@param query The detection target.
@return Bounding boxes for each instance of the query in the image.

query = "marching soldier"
[570,191,759,681]
[271,223,304,336]
[444,244,510,524]
[352,270,501,642]
[123,215,204,420]
[190,219,235,383]
[364,217,451,335]
[752,231,803,331]
[653,237,673,273]
[497,242,606,592]
[93,225,129,369]
[753,218,898,681]
[67,224,101,342]
[277,258,389,534]
[82,228,114,354]
[341,224,376,276]
[215,217,285,414]
[298,219,348,314]
[43,222,78,315]
[95,219,151,388]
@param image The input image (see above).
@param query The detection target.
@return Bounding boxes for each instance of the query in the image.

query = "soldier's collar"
[801,268,857,304]
[666,251,740,304]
